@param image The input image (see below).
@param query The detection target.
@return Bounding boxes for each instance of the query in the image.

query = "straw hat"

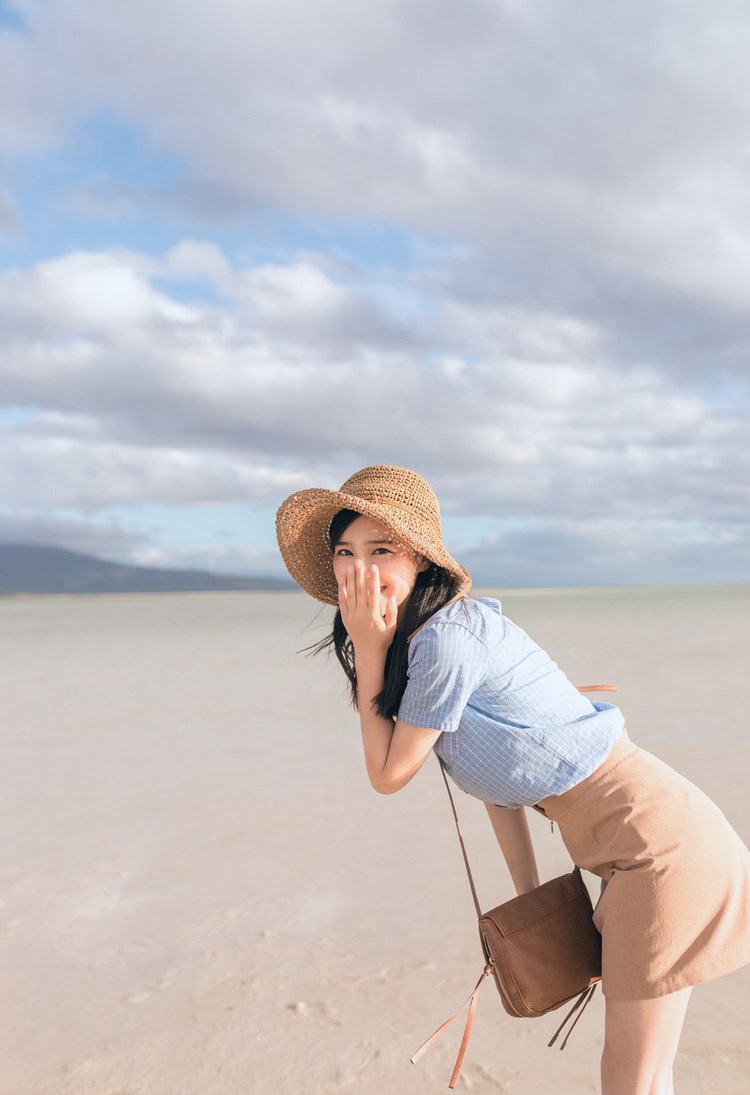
[275,465,471,605]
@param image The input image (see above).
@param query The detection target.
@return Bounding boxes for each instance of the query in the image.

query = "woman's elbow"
[368,770,408,795]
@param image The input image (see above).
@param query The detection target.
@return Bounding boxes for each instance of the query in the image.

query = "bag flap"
[479,870,591,937]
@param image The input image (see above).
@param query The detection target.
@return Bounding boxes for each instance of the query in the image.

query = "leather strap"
[439,761,483,917]
[410,963,493,1088]
[547,983,598,1049]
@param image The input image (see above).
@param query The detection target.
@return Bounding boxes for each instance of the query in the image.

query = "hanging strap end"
[410,964,492,1086]
[547,983,598,1050]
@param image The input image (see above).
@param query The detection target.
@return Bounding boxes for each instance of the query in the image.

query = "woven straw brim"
[276,487,471,605]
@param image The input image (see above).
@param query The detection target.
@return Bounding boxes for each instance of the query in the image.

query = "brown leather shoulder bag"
[411,756,604,1088]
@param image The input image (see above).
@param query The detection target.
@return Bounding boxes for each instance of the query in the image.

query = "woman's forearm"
[354,650,397,787]
[484,803,540,894]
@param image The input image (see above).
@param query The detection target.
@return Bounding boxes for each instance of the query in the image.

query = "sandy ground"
[1,586,749,1095]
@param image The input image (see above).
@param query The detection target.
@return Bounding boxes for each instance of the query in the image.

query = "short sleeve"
[397,623,489,733]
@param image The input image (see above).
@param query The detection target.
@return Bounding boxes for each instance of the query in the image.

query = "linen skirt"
[535,730,750,1000]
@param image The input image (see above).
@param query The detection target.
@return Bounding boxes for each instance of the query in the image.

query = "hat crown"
[339,465,441,530]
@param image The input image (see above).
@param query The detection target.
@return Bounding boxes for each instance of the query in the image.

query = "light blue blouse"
[397,597,624,807]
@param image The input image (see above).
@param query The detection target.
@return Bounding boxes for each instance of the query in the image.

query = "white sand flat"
[1,587,748,1095]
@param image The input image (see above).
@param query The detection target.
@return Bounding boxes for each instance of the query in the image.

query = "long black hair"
[313,508,464,718]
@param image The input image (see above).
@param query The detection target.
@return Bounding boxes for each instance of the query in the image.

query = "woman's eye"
[372,547,392,555]
[335,548,352,556]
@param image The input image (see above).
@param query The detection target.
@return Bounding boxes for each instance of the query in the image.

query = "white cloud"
[464,516,750,588]
[0,183,17,231]
[0,508,142,559]
[0,244,747,539]
[131,541,284,577]
[0,14,74,151]
[0,250,196,340]
[3,0,750,302]
[1,0,749,375]
[0,415,302,508]
[165,240,233,284]
[1,1,749,580]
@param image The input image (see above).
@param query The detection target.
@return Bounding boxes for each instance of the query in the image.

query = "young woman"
[276,465,750,1095]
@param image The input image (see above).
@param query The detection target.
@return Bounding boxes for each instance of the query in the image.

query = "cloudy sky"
[1,0,749,586]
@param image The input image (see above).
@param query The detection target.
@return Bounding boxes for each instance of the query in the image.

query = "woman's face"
[332,514,429,617]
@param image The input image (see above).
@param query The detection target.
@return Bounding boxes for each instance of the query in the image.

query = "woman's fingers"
[384,593,398,630]
[339,563,355,622]
[368,563,381,615]
[340,562,368,615]
[349,560,379,616]
[345,561,358,608]
[339,561,396,644]
[338,578,349,616]
[357,559,372,614]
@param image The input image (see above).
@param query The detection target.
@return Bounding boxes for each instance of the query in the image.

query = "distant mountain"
[0,543,295,595]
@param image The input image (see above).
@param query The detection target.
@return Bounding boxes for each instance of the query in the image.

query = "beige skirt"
[535,731,750,1000]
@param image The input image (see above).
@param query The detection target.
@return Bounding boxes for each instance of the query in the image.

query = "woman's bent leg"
[601,986,692,1095]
